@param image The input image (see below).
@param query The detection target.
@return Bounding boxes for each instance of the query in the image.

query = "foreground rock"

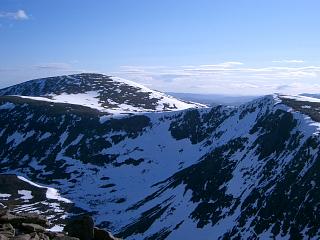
[0,211,120,240]
[93,228,119,240]
[0,211,49,227]
[64,216,121,240]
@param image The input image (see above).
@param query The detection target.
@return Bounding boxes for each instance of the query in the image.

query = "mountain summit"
[0,73,205,114]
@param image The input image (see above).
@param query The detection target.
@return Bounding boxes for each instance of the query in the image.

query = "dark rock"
[0,211,8,217]
[0,234,9,240]
[12,234,32,240]
[64,215,94,240]
[0,212,20,223]
[0,223,15,237]
[0,212,49,227]
[0,210,117,240]
[38,233,50,240]
[16,213,49,227]
[53,236,80,240]
[93,227,121,240]
[21,223,45,233]
[29,232,40,240]
[44,231,62,239]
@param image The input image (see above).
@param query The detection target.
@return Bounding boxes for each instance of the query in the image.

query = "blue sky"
[1,0,320,95]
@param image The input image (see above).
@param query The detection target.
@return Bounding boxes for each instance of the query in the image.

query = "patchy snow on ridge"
[0,73,207,115]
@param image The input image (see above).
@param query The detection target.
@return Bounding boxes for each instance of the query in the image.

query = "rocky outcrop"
[0,212,49,227]
[93,228,120,240]
[0,211,120,240]
[64,216,120,240]
[64,216,93,240]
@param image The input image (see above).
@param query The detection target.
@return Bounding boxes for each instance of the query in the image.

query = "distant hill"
[166,92,260,106]
[0,73,206,115]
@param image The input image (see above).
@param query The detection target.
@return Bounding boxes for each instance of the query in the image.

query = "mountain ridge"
[1,74,320,239]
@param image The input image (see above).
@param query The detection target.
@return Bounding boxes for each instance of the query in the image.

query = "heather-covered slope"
[1,75,320,239]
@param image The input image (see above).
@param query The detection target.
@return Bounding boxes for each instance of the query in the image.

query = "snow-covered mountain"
[0,73,205,114]
[1,74,320,239]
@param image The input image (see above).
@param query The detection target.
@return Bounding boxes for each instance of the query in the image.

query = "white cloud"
[115,61,320,95]
[2,61,320,96]
[200,61,243,68]
[272,59,304,63]
[0,10,29,20]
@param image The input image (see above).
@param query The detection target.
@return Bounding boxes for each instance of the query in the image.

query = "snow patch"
[17,176,72,203]
[0,194,11,198]
[47,225,64,232]
[18,190,33,200]
[0,102,15,110]
[39,132,52,141]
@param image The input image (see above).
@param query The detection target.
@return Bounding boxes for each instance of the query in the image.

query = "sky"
[1,0,320,95]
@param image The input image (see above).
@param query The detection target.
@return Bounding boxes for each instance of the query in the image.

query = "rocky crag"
[0,211,120,240]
